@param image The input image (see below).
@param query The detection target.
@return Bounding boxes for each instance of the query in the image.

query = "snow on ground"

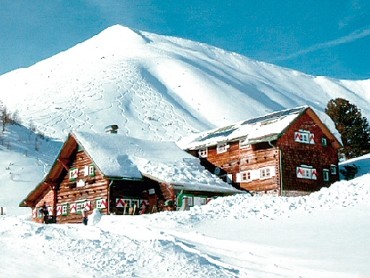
[0,24,370,277]
[1,168,369,277]
[0,124,61,215]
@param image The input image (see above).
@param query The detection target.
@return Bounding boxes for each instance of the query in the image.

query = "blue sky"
[0,0,369,79]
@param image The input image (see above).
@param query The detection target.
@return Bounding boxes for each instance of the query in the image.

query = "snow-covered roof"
[178,106,308,150]
[73,132,238,193]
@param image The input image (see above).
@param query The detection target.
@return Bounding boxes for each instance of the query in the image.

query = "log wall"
[201,141,280,194]
[57,150,109,224]
[188,111,340,196]
[278,112,340,194]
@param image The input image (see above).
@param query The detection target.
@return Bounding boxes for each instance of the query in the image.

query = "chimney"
[105,125,119,134]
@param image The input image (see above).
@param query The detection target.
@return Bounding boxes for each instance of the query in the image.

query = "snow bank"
[146,174,370,227]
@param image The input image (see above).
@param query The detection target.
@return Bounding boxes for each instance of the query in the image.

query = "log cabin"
[179,106,342,196]
[20,131,240,224]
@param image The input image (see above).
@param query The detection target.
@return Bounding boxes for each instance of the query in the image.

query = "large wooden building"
[20,132,239,224]
[179,106,342,196]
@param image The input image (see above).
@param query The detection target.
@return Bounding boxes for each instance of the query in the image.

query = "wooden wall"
[278,112,340,194]
[239,144,280,193]
[199,141,280,194]
[57,150,109,224]
[187,111,339,196]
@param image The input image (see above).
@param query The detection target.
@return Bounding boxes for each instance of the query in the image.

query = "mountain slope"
[0,24,369,142]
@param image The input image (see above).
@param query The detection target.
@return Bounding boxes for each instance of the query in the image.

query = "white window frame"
[62,204,68,216]
[240,171,252,182]
[95,198,106,209]
[260,167,271,179]
[84,165,95,177]
[216,142,228,154]
[294,130,315,144]
[296,165,317,180]
[76,201,85,214]
[198,148,208,158]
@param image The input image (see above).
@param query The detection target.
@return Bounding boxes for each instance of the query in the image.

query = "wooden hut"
[20,132,239,224]
[179,106,342,196]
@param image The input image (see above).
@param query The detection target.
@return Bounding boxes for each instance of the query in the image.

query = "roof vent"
[105,125,119,134]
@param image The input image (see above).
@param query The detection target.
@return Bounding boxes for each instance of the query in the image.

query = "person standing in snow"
[40,202,49,224]
[140,198,150,214]
[82,208,88,225]
[140,190,150,214]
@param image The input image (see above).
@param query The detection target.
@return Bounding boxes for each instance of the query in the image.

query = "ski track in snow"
[0,218,243,278]
[21,59,194,141]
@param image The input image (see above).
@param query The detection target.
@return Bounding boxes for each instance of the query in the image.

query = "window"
[260,166,276,179]
[96,199,107,209]
[198,148,208,158]
[296,165,317,180]
[84,165,95,177]
[322,137,327,147]
[323,169,330,181]
[238,167,275,182]
[239,137,251,149]
[76,202,85,213]
[294,130,315,144]
[217,143,228,154]
[183,196,193,206]
[62,204,68,216]
[240,171,252,182]
[260,167,271,179]
[330,165,337,175]
[69,168,78,181]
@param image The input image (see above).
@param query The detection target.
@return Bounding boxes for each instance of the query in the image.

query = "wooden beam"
[57,158,70,171]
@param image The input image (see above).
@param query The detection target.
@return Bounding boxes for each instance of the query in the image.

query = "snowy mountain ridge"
[0,24,369,142]
[0,25,370,277]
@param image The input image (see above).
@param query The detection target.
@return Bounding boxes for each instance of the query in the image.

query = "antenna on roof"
[105,125,119,134]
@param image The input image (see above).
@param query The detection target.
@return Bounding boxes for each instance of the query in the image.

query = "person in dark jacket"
[82,209,88,225]
[40,202,49,224]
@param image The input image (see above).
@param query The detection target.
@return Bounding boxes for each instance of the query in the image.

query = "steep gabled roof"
[76,132,240,193]
[178,106,341,150]
[20,132,238,207]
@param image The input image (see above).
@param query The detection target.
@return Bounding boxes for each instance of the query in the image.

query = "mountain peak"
[92,24,148,46]
[0,26,368,142]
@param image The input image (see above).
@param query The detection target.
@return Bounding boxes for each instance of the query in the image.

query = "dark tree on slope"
[325,98,370,159]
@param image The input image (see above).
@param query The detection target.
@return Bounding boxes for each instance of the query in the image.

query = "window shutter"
[269,166,276,177]
[236,173,241,182]
[251,170,260,180]
[84,166,89,176]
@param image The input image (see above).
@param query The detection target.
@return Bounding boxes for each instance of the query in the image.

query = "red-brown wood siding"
[57,150,109,224]
[197,141,280,193]
[277,112,340,195]
[188,110,339,196]
[239,145,280,193]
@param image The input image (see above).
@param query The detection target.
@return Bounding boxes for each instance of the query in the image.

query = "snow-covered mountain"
[0,25,370,277]
[0,25,369,142]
